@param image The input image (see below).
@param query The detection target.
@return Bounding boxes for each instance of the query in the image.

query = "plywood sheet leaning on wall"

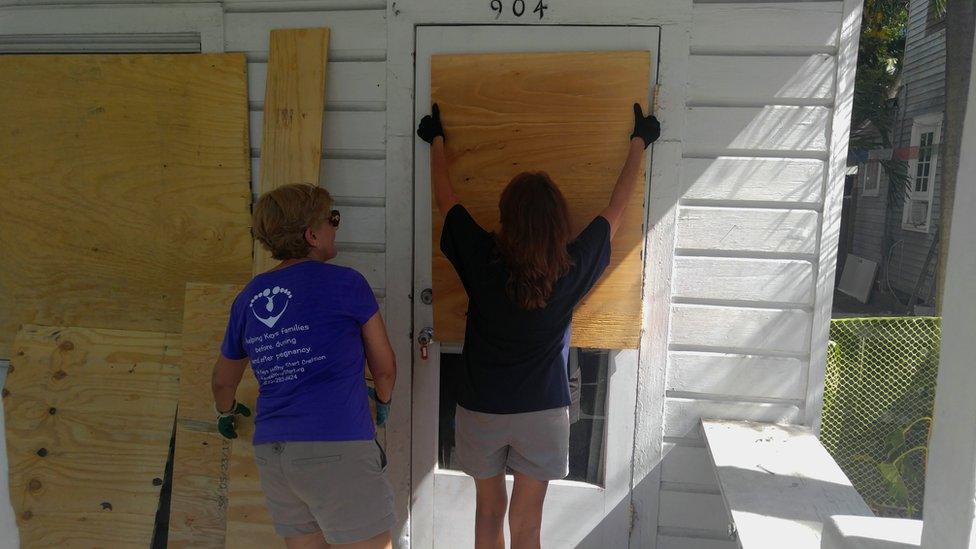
[169,283,244,547]
[430,51,651,349]
[254,28,330,274]
[3,325,180,547]
[0,53,252,359]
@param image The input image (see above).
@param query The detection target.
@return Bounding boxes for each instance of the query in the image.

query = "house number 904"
[491,0,548,19]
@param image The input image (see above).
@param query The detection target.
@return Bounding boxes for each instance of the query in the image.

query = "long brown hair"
[494,172,574,310]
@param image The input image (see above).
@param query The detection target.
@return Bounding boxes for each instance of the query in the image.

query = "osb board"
[0,53,252,359]
[431,51,651,349]
[254,28,330,274]
[3,325,180,548]
[225,373,284,548]
[169,283,243,547]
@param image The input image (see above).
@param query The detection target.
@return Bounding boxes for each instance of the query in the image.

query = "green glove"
[216,400,252,439]
[368,387,391,427]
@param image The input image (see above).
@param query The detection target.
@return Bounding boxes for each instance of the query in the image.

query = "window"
[902,114,942,232]
[863,160,881,197]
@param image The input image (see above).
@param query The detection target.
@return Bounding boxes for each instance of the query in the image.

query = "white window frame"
[863,160,881,197]
[902,113,942,232]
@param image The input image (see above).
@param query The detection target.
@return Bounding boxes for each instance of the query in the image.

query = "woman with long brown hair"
[417,103,659,549]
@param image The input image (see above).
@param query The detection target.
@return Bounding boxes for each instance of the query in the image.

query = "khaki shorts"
[455,405,570,481]
[253,440,395,543]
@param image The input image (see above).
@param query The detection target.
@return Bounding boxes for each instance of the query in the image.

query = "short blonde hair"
[252,183,333,260]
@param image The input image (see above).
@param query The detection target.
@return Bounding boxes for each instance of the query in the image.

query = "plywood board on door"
[430,51,652,349]
[3,325,180,547]
[0,53,252,359]
[169,282,243,547]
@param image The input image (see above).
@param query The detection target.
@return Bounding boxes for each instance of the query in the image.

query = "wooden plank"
[0,53,252,359]
[685,106,830,153]
[689,55,836,104]
[692,3,842,53]
[681,157,825,205]
[224,11,385,56]
[670,305,812,355]
[662,443,719,488]
[4,325,180,547]
[673,257,815,305]
[251,157,386,199]
[248,61,385,105]
[250,111,385,153]
[253,28,329,275]
[676,207,820,255]
[168,283,243,547]
[658,536,737,549]
[701,420,872,547]
[658,490,730,532]
[667,351,807,400]
[664,399,801,439]
[430,51,651,348]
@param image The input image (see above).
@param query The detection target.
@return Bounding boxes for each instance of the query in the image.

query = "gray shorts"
[455,405,570,481]
[253,440,395,543]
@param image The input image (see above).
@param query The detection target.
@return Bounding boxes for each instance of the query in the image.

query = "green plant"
[854,416,932,517]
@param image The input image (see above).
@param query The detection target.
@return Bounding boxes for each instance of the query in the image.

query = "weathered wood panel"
[4,325,180,547]
[676,207,820,255]
[0,53,252,358]
[689,55,835,104]
[673,257,815,305]
[251,157,386,199]
[681,157,825,205]
[670,305,812,355]
[692,3,842,53]
[686,106,830,153]
[168,283,243,547]
[667,351,807,400]
[430,51,651,348]
[664,398,801,439]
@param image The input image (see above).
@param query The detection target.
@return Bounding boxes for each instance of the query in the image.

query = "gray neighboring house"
[847,0,946,308]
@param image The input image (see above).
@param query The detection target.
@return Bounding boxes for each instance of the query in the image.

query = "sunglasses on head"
[328,209,341,228]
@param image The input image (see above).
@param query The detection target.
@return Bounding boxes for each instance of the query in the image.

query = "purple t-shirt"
[221,261,379,444]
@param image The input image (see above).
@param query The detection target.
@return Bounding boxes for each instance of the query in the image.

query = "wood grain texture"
[169,283,243,547]
[254,28,330,275]
[0,53,252,359]
[430,51,651,348]
[3,325,180,548]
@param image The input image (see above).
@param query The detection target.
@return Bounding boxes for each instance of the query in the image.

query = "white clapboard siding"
[251,158,386,199]
[691,3,843,53]
[248,61,386,106]
[332,250,385,289]
[249,110,386,152]
[676,207,820,255]
[662,442,719,488]
[681,157,825,205]
[667,351,807,400]
[670,304,812,355]
[664,398,802,439]
[685,106,830,154]
[224,11,387,57]
[689,55,836,104]
[331,205,385,245]
[673,257,815,305]
[658,490,730,532]
[658,536,737,549]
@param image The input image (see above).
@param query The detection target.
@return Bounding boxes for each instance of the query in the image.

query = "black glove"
[630,103,661,149]
[417,103,445,144]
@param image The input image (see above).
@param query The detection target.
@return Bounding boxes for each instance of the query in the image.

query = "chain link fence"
[820,317,941,518]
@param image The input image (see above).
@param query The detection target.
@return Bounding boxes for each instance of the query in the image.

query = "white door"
[411,25,659,549]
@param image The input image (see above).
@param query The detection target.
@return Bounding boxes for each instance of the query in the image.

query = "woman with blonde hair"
[212,183,397,549]
[417,104,660,548]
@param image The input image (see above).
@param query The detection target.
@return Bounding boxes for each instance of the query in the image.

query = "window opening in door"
[437,348,609,486]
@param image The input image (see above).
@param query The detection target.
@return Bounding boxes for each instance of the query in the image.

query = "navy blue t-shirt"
[441,204,612,414]
[221,261,379,444]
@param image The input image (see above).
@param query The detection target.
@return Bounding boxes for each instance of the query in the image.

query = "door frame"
[410,24,660,548]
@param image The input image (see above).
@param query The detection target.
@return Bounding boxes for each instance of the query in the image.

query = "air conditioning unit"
[907,199,929,227]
